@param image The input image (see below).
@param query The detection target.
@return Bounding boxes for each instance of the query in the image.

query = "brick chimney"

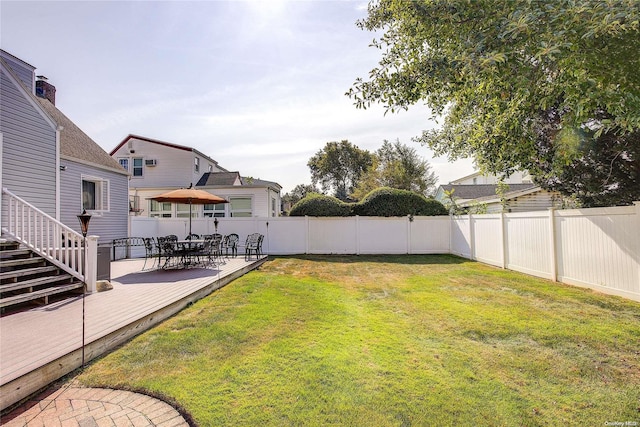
[35,75,56,105]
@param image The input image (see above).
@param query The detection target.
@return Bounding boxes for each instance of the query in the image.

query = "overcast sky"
[1,0,474,194]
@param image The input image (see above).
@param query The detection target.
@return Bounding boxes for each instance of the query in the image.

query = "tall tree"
[530,106,640,207]
[348,0,640,179]
[308,140,374,201]
[352,140,437,199]
[282,184,318,207]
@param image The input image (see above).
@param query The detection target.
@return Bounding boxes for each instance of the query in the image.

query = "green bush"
[354,187,448,217]
[289,193,352,217]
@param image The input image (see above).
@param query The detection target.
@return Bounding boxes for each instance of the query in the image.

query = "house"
[435,170,563,213]
[1,49,129,243]
[110,135,282,218]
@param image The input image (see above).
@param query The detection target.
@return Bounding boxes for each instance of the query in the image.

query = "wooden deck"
[0,255,267,411]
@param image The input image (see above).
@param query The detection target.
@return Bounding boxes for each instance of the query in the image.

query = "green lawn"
[76,255,640,426]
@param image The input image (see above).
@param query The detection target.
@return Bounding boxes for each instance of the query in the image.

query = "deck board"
[0,256,265,409]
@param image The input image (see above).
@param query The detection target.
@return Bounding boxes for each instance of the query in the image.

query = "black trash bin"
[97,244,111,281]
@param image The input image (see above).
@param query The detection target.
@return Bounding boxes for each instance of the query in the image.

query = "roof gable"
[36,97,127,174]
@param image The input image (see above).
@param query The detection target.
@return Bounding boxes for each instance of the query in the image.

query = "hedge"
[289,193,352,217]
[289,188,447,217]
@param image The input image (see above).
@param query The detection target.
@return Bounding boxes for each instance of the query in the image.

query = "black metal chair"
[245,233,264,261]
[223,233,239,258]
[142,237,159,270]
[157,236,179,269]
[185,233,200,241]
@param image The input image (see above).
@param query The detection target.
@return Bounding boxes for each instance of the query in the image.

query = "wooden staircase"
[0,238,84,313]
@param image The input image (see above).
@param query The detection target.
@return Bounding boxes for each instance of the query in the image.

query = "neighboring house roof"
[439,184,537,201]
[464,185,542,205]
[196,172,242,186]
[241,177,282,190]
[36,98,128,175]
[196,172,282,191]
[449,171,483,184]
[111,134,227,172]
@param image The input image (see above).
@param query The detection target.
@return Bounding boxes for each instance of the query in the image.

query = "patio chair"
[223,233,239,258]
[210,234,224,265]
[185,233,200,241]
[142,237,159,270]
[157,236,179,269]
[245,233,263,261]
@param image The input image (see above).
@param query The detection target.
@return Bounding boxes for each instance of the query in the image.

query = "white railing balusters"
[1,188,96,290]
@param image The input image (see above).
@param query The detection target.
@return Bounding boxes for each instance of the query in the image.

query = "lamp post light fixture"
[76,209,91,367]
[214,217,219,233]
[77,209,92,237]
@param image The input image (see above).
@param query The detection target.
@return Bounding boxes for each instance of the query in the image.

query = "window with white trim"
[194,157,200,173]
[230,197,252,217]
[204,203,225,217]
[82,176,109,213]
[119,158,129,172]
[132,158,143,177]
[149,200,172,218]
[176,203,198,218]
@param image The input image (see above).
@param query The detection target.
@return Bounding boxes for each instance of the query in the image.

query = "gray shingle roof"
[36,98,127,175]
[440,184,537,200]
[196,172,241,186]
[196,172,281,190]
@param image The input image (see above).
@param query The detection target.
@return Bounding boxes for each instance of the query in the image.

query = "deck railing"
[1,187,97,291]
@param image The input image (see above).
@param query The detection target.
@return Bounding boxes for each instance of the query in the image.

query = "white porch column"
[85,235,98,293]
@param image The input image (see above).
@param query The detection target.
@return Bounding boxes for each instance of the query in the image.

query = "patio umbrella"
[150,184,228,236]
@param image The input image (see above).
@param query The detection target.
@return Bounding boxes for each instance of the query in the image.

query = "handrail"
[2,187,85,281]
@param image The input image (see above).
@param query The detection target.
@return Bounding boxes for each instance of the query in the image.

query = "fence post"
[548,207,557,282]
[635,202,640,292]
[500,212,506,269]
[85,235,98,293]
[469,213,475,260]
[305,216,309,255]
[356,215,360,255]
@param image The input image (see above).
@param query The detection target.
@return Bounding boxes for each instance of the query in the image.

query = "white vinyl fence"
[130,203,640,302]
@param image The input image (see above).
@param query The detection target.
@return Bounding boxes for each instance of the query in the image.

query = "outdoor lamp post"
[77,209,91,367]
[78,209,91,237]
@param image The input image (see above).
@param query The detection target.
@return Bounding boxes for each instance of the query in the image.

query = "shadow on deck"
[0,255,267,412]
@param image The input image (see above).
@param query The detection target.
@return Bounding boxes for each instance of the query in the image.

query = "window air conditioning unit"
[145,159,158,167]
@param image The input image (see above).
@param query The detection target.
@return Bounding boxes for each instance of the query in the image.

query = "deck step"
[0,282,84,308]
[0,274,74,294]
[0,257,45,269]
[0,265,58,281]
[0,249,32,259]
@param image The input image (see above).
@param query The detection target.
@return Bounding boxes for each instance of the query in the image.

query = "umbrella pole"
[189,201,192,236]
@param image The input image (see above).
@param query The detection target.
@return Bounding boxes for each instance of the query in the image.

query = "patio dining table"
[176,239,205,268]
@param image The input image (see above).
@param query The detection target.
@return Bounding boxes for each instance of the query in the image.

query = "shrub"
[354,187,448,217]
[289,193,353,217]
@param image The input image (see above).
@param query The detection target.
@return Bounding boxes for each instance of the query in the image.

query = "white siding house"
[110,135,282,218]
[1,49,129,243]
[1,51,58,220]
[435,170,563,213]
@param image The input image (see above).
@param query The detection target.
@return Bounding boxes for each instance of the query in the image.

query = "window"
[176,203,197,218]
[194,157,200,173]
[132,158,143,177]
[271,197,277,217]
[204,203,225,217]
[82,176,109,213]
[208,164,213,172]
[119,158,129,171]
[149,200,172,218]
[230,197,252,217]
